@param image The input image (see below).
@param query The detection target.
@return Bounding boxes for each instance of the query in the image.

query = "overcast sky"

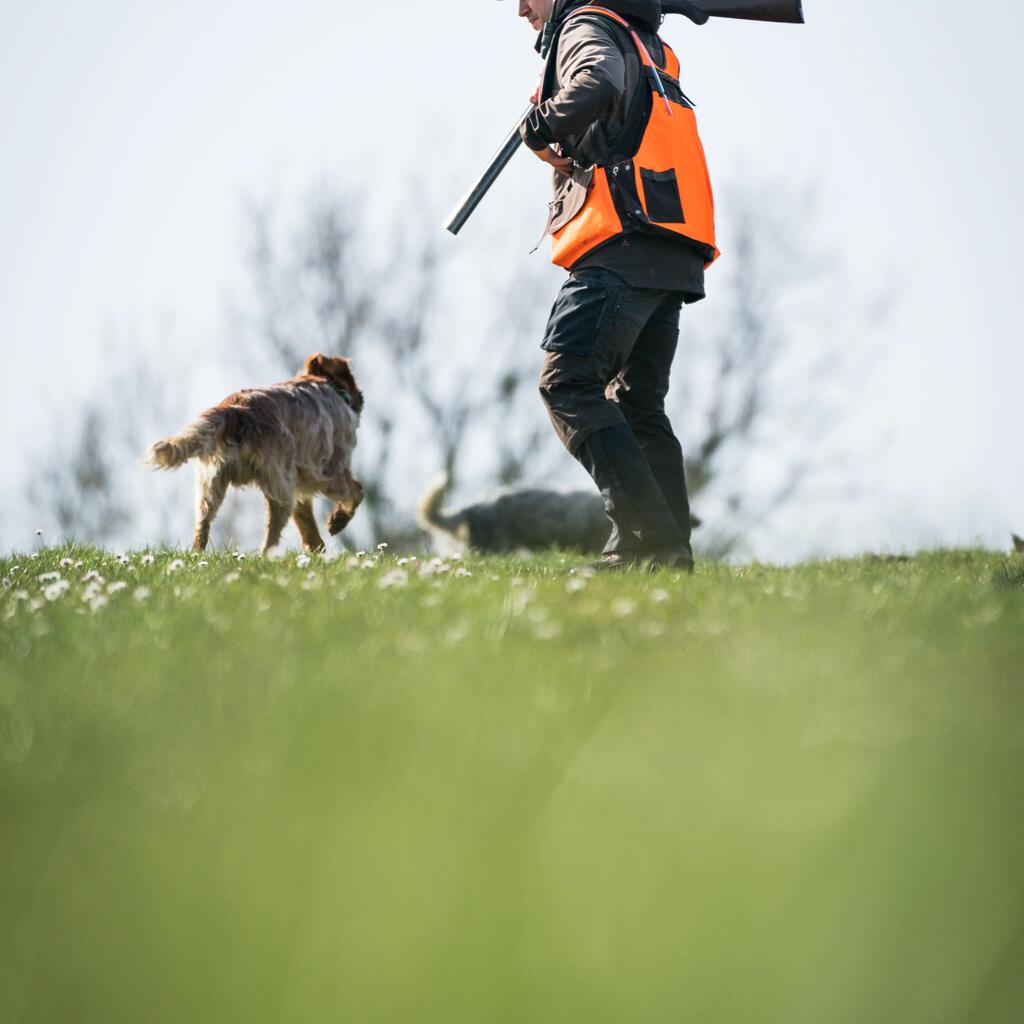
[1,0,1021,557]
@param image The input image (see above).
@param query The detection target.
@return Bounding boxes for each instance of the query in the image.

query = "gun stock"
[664,0,804,22]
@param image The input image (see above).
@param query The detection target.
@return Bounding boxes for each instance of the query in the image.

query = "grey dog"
[417,474,700,555]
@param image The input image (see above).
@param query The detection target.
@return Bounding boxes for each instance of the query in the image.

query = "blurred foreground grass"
[2,546,1023,1023]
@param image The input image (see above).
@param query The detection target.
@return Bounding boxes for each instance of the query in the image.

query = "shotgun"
[444,0,805,235]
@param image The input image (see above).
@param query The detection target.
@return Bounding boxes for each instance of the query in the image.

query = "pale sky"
[1,1,1022,557]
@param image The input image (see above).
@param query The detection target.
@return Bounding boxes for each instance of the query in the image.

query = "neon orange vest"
[549,6,720,270]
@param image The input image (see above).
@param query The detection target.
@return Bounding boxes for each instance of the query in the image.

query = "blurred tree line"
[27,178,886,557]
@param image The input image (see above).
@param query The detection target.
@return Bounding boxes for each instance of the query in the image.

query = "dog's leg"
[262,496,293,555]
[194,468,229,551]
[326,473,365,536]
[293,498,326,552]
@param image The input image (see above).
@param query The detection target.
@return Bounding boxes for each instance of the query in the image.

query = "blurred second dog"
[418,474,699,555]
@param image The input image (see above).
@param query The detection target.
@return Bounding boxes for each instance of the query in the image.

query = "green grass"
[2,546,1023,1024]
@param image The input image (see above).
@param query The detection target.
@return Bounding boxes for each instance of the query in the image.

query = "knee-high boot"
[574,424,688,556]
[650,461,693,548]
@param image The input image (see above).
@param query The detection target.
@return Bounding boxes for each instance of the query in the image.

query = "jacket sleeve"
[520,19,627,152]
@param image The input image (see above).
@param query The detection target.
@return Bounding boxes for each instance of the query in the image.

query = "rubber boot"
[650,461,694,547]
[573,424,691,570]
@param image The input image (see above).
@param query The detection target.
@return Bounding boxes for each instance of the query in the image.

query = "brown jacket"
[522,0,664,167]
[521,0,707,296]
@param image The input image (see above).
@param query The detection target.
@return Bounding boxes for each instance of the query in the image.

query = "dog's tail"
[416,473,465,536]
[144,415,220,470]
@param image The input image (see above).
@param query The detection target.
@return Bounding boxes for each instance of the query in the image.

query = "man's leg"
[537,269,688,562]
[608,292,694,550]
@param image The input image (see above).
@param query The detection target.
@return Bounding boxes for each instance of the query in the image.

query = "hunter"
[512,0,719,571]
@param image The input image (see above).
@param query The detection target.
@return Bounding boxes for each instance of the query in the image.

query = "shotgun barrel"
[444,1,805,235]
[444,106,532,236]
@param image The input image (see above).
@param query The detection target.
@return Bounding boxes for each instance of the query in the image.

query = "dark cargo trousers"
[538,267,693,557]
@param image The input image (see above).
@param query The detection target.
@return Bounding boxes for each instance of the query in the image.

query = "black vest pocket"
[640,168,685,224]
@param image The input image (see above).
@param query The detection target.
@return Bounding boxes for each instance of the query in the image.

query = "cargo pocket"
[541,271,615,356]
[640,168,685,224]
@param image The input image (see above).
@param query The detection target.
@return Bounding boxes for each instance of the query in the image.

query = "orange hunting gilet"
[548,6,719,270]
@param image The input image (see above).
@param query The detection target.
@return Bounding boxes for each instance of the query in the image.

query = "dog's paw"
[327,504,354,535]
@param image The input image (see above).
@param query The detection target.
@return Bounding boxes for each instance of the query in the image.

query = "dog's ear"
[337,358,364,414]
[304,353,325,377]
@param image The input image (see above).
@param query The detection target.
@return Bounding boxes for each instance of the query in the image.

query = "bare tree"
[23,176,882,557]
[231,186,561,548]
[220,178,885,554]
[25,327,201,549]
[28,408,131,545]
[376,227,562,490]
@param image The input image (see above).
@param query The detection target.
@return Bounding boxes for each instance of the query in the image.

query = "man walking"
[511,0,719,571]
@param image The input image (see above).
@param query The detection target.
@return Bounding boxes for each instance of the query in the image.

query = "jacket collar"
[539,1,663,55]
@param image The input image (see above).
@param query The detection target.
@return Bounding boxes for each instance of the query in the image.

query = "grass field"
[2,545,1023,1023]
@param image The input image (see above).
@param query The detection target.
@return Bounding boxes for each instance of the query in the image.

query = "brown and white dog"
[145,354,364,553]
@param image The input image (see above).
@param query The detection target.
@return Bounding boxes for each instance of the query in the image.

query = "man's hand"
[531,145,574,175]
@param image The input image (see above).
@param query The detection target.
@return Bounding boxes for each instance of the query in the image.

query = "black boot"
[573,425,692,571]
[650,461,694,547]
